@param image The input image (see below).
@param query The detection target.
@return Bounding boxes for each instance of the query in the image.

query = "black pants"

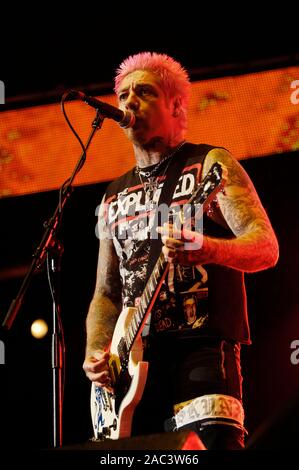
[131,336,245,450]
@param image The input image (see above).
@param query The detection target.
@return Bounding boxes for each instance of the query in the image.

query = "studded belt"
[173,394,244,430]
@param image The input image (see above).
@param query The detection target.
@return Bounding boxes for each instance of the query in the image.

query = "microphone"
[70,90,135,129]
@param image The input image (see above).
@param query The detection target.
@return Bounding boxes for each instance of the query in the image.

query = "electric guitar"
[90,161,227,440]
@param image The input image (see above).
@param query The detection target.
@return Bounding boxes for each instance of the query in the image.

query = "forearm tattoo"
[86,238,122,355]
[203,149,279,271]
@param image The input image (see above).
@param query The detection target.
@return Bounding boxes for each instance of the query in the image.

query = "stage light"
[31,319,48,339]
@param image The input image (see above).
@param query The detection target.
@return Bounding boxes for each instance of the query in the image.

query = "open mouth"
[131,117,141,130]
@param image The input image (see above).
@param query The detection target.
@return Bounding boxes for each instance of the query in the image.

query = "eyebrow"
[118,82,159,95]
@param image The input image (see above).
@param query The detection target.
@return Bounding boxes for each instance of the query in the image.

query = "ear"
[172,96,182,117]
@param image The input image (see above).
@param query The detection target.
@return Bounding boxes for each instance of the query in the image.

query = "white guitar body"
[91,307,148,440]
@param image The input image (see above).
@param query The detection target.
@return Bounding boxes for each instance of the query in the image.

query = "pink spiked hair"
[114,52,191,130]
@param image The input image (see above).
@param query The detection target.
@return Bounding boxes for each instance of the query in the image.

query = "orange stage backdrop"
[0,66,298,197]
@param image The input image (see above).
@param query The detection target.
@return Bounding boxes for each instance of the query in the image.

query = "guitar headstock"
[189,161,227,207]
[177,162,227,228]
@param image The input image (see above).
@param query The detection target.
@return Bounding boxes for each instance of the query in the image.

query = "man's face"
[184,298,197,323]
[159,290,167,301]
[117,70,176,146]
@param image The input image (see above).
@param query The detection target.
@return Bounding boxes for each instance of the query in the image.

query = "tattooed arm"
[159,148,279,272]
[83,237,122,387]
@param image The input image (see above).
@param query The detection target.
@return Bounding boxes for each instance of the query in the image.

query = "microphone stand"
[2,110,105,448]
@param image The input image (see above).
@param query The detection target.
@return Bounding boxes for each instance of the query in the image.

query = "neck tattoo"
[135,141,186,211]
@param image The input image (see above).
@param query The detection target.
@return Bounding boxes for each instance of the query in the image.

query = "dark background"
[1,13,299,451]
[1,11,299,100]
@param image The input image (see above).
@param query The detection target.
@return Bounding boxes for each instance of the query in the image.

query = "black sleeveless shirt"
[102,143,250,344]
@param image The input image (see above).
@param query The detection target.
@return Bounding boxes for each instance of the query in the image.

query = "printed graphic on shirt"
[105,163,209,333]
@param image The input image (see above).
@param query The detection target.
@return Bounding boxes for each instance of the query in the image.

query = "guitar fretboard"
[117,251,168,368]
[130,252,166,345]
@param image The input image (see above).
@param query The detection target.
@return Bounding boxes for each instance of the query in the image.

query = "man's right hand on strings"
[83,351,113,392]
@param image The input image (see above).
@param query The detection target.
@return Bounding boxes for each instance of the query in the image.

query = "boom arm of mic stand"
[2,110,104,330]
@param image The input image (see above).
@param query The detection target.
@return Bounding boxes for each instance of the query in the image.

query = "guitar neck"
[124,252,169,353]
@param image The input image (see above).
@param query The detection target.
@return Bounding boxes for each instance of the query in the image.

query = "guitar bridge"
[95,419,117,440]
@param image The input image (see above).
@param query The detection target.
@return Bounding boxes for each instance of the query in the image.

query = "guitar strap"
[141,143,210,337]
[145,142,208,283]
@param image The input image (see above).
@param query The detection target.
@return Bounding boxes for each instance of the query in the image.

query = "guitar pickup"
[109,355,121,384]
